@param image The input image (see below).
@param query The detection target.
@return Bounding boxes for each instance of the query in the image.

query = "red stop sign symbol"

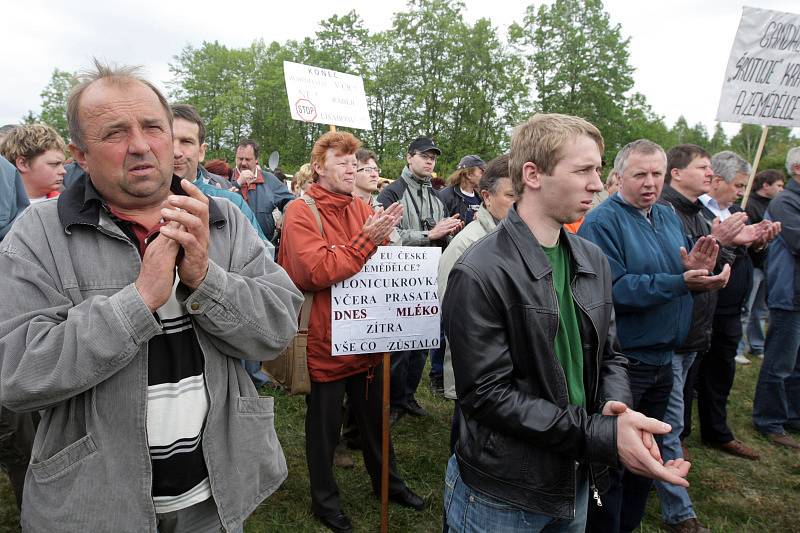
[295,98,317,122]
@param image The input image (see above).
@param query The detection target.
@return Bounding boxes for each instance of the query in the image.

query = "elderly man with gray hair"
[695,151,779,462]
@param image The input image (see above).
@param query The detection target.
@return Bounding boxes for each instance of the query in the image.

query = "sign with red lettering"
[283,61,372,130]
[331,246,441,355]
[716,6,800,127]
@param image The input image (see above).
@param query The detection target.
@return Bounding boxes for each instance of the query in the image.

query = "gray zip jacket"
[0,179,303,532]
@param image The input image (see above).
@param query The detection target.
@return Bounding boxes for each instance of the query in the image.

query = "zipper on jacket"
[589,466,603,507]
[569,272,604,516]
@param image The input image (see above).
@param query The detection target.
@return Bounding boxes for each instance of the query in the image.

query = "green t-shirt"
[541,241,586,408]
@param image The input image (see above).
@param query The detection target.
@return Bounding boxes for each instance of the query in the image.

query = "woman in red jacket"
[278,132,424,533]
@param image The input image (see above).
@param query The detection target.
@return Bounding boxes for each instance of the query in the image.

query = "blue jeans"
[738,267,767,355]
[444,455,588,533]
[242,359,270,388]
[587,358,673,533]
[655,352,697,525]
[753,309,800,435]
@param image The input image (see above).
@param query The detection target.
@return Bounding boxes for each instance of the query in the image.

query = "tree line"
[23,0,799,178]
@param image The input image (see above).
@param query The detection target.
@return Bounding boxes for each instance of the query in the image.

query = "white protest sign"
[283,61,372,130]
[716,6,800,127]
[331,246,441,356]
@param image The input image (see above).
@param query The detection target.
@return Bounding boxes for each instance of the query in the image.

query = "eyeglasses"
[357,166,381,174]
[414,152,437,162]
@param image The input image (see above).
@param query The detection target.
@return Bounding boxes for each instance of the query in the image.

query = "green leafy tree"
[21,111,38,125]
[169,41,256,161]
[708,123,728,154]
[511,0,636,162]
[668,116,691,147]
[621,93,672,152]
[166,0,661,178]
[24,69,76,141]
[730,123,764,162]
[385,0,527,174]
[39,69,76,141]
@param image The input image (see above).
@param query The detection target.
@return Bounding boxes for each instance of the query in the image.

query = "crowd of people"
[0,60,798,533]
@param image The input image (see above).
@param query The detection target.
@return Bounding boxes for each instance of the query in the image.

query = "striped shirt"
[107,205,211,514]
[149,288,210,513]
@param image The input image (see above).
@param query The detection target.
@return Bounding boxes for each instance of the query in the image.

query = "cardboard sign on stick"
[331,246,441,355]
[716,6,800,128]
[283,61,372,130]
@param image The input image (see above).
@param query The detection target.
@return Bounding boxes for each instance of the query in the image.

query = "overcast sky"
[3,0,798,137]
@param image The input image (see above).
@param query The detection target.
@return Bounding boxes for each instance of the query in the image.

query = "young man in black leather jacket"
[442,114,691,532]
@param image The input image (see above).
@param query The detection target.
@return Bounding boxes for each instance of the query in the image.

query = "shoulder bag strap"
[297,196,325,332]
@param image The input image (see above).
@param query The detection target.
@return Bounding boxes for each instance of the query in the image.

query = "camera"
[422,217,436,231]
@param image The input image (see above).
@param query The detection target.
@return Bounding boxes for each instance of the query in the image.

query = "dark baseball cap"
[407,136,442,156]
[457,155,486,170]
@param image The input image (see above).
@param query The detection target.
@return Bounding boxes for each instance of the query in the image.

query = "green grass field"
[1,358,798,532]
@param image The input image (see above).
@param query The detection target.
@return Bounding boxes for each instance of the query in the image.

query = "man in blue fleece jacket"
[579,139,727,533]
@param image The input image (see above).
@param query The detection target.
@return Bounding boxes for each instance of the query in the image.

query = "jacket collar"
[786,177,800,196]
[400,166,431,189]
[610,191,647,214]
[306,182,356,209]
[500,205,598,280]
[661,184,702,215]
[475,205,497,233]
[58,173,225,231]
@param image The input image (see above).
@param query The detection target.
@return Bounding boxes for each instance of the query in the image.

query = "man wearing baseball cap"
[377,136,463,424]
[439,155,487,225]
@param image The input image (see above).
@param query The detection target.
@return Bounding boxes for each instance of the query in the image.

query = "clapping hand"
[158,179,210,290]
[680,236,718,272]
[363,202,404,244]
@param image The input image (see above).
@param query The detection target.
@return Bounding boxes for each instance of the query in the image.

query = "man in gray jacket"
[0,61,303,532]
[377,136,462,423]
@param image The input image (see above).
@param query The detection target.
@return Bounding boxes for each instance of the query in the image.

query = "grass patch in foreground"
[0,358,798,532]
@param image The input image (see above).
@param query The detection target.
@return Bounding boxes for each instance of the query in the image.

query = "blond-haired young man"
[443,115,690,532]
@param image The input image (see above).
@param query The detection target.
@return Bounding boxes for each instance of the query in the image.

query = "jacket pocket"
[237,396,275,416]
[30,434,97,483]
[480,431,529,482]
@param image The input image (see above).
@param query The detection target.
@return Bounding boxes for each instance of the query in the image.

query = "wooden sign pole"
[329,124,337,132]
[381,352,390,533]
[740,125,769,210]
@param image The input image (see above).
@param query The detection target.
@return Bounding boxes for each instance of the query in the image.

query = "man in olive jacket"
[442,114,690,532]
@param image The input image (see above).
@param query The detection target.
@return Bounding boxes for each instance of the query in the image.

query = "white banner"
[716,6,800,127]
[283,61,372,130]
[331,246,441,355]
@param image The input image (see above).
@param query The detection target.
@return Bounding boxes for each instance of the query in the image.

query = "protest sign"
[331,246,441,355]
[283,61,372,130]
[716,6,800,127]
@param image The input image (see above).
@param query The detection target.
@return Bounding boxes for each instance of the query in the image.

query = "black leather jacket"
[659,185,734,354]
[443,207,631,519]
